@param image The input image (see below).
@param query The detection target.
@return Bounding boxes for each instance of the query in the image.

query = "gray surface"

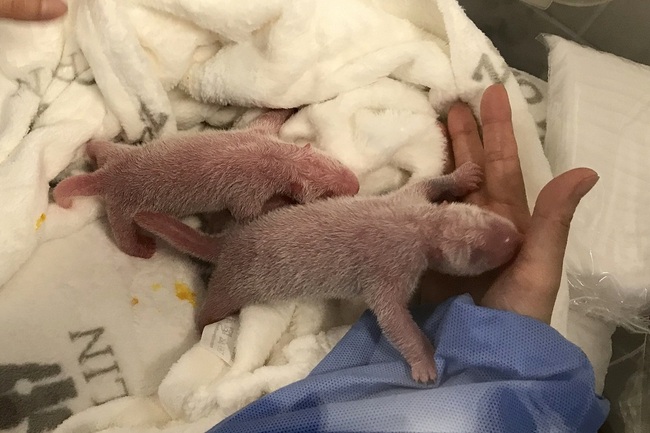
[600,328,649,433]
[457,0,650,79]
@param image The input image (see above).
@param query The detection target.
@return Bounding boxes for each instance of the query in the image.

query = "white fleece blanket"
[0,1,563,432]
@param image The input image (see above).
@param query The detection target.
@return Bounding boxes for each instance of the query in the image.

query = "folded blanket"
[0,1,563,432]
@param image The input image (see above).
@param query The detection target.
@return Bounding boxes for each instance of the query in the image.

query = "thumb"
[517,167,599,288]
[0,0,67,21]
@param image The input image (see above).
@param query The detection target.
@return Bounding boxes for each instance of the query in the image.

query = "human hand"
[0,0,67,21]
[419,83,598,324]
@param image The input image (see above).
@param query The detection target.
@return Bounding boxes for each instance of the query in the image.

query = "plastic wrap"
[601,329,650,433]
[543,34,650,332]
[519,0,612,9]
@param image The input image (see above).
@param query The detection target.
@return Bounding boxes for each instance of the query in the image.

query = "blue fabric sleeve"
[208,294,609,433]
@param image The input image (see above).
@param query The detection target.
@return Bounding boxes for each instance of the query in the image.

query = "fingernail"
[40,0,68,20]
[574,174,599,199]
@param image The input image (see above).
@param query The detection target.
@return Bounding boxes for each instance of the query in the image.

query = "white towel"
[0,1,564,432]
[544,35,650,325]
[280,78,448,195]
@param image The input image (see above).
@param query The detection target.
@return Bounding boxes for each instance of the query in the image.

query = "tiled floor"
[457,0,650,79]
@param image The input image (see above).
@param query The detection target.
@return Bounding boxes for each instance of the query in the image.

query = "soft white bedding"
[0,1,570,432]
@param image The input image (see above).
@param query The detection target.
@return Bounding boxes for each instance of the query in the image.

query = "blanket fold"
[0,1,566,432]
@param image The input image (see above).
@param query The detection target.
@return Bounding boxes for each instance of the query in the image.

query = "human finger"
[511,167,598,320]
[446,101,486,205]
[0,0,67,21]
[479,83,528,211]
[447,101,484,168]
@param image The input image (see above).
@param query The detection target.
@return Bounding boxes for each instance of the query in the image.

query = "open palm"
[419,84,598,324]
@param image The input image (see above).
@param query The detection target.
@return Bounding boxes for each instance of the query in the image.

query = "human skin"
[418,83,599,325]
[135,84,593,382]
[0,0,67,21]
[135,161,522,383]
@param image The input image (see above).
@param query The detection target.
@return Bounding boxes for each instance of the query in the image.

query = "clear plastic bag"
[601,329,650,433]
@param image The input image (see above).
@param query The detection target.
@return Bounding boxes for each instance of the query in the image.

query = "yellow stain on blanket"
[151,283,162,291]
[35,213,46,230]
[175,282,196,307]
[131,297,139,306]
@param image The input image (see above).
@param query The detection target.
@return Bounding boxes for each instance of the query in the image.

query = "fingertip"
[487,166,598,324]
[509,170,588,303]
[0,0,67,21]
[447,100,478,136]
[483,83,507,96]
[548,168,598,203]
[524,168,599,263]
[448,99,470,113]
[569,167,598,179]
[572,169,599,200]
[480,83,512,123]
[448,100,473,119]
[444,99,486,175]
[39,0,68,20]
[535,168,598,216]
[482,83,508,103]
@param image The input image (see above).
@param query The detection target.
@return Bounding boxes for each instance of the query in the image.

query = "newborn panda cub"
[53,109,359,258]
[135,162,522,383]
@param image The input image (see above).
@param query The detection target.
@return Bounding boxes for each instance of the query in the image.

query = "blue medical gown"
[208,295,609,432]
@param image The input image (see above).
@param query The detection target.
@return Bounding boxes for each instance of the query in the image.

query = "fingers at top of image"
[0,0,67,21]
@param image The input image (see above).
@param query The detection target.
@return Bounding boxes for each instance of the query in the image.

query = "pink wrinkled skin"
[53,109,359,258]
[135,162,522,383]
